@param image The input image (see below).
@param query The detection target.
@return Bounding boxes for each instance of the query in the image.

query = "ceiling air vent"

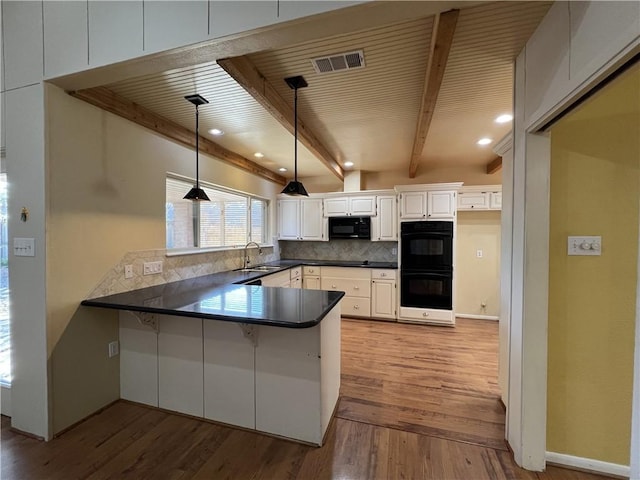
[311,50,365,74]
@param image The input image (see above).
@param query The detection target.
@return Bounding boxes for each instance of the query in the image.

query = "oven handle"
[401,231,452,238]
[401,271,451,278]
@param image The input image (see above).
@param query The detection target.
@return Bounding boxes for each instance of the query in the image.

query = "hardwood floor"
[1,318,614,480]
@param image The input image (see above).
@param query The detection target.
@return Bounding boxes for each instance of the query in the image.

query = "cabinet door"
[261,270,291,287]
[158,315,204,417]
[291,277,302,289]
[457,192,489,210]
[119,312,158,407]
[489,192,502,210]
[303,276,321,289]
[349,196,376,216]
[323,197,349,217]
[278,199,300,240]
[373,195,397,241]
[300,198,326,241]
[400,192,426,219]
[371,280,396,320]
[203,321,255,429]
[427,191,456,219]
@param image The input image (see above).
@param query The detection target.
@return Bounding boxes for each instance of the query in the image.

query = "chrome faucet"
[243,241,263,268]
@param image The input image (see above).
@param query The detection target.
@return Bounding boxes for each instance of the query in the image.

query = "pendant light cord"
[195,104,200,189]
[294,86,298,182]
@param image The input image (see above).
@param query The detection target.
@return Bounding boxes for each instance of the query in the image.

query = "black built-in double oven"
[400,221,454,310]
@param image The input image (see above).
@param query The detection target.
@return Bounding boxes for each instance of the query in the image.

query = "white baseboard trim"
[546,451,630,478]
[455,313,499,321]
[1,384,11,417]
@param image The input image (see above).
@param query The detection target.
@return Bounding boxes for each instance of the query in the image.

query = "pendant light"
[281,75,309,196]
[184,94,210,201]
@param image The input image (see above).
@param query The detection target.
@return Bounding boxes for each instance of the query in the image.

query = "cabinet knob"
[332,284,337,288]
[354,286,359,290]
[423,312,430,317]
[381,273,386,277]
[354,305,359,310]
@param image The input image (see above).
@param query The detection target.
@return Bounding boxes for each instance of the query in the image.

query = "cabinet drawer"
[289,267,302,280]
[371,269,396,280]
[303,266,321,275]
[322,277,370,297]
[398,306,454,326]
[341,296,371,317]
[321,266,371,280]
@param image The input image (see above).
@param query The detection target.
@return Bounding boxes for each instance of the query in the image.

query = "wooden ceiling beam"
[408,9,460,178]
[69,87,286,185]
[486,156,502,174]
[218,56,344,181]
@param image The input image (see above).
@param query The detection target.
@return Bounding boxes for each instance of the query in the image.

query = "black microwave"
[328,217,371,239]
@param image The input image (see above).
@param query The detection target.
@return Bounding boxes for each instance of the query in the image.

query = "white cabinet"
[88,1,143,67]
[371,269,397,320]
[261,269,291,288]
[372,195,397,241]
[399,191,456,219]
[489,192,502,210]
[3,1,44,89]
[143,1,209,54]
[203,321,255,429]
[457,187,502,211]
[303,266,321,289]
[43,1,88,78]
[323,195,376,217]
[399,191,427,219]
[278,198,327,241]
[427,191,456,219]
[158,315,204,417]
[457,192,490,210]
[290,267,302,289]
[321,267,371,318]
[119,312,158,407]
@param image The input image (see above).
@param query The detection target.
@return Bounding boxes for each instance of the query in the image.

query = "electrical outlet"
[108,341,119,358]
[124,264,133,279]
[476,249,483,258]
[391,247,397,255]
[143,261,163,275]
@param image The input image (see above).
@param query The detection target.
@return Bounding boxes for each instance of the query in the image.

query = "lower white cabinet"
[158,315,204,417]
[371,269,396,320]
[120,311,158,407]
[203,320,255,429]
[321,267,371,318]
[303,266,321,289]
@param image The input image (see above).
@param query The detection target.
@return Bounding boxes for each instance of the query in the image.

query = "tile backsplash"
[279,240,398,262]
[88,246,278,299]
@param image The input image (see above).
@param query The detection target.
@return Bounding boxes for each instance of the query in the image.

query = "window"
[166,176,269,250]
[0,173,10,385]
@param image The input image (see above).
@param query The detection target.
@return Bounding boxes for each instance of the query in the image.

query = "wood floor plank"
[1,318,617,480]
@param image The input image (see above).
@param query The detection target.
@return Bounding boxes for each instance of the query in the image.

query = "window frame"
[166,174,270,254]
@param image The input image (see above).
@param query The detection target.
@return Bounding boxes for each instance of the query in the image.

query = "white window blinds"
[166,177,268,250]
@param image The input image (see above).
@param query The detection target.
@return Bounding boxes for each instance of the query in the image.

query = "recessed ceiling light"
[254,152,264,158]
[344,161,354,168]
[209,128,224,136]
[278,167,288,172]
[495,114,513,124]
[477,138,493,146]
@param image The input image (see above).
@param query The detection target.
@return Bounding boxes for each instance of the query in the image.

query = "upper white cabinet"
[399,192,427,219]
[144,1,209,54]
[43,1,88,78]
[323,195,376,217]
[209,1,277,39]
[372,195,397,241]
[88,1,144,67]
[427,191,456,219]
[457,186,502,211]
[278,198,327,241]
[3,1,43,89]
[398,190,457,220]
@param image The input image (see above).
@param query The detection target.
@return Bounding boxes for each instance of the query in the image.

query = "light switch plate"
[13,237,35,257]
[568,236,602,256]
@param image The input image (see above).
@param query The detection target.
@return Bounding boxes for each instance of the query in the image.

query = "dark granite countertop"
[81,259,396,328]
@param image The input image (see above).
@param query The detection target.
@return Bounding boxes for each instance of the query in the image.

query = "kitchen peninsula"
[82,265,344,446]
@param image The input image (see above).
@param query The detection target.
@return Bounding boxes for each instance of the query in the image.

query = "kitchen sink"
[237,265,281,272]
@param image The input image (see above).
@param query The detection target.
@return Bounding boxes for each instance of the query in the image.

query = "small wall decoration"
[20,207,29,222]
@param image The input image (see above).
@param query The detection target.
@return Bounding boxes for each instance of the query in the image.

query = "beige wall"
[455,211,501,317]
[46,84,281,433]
[547,65,639,465]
